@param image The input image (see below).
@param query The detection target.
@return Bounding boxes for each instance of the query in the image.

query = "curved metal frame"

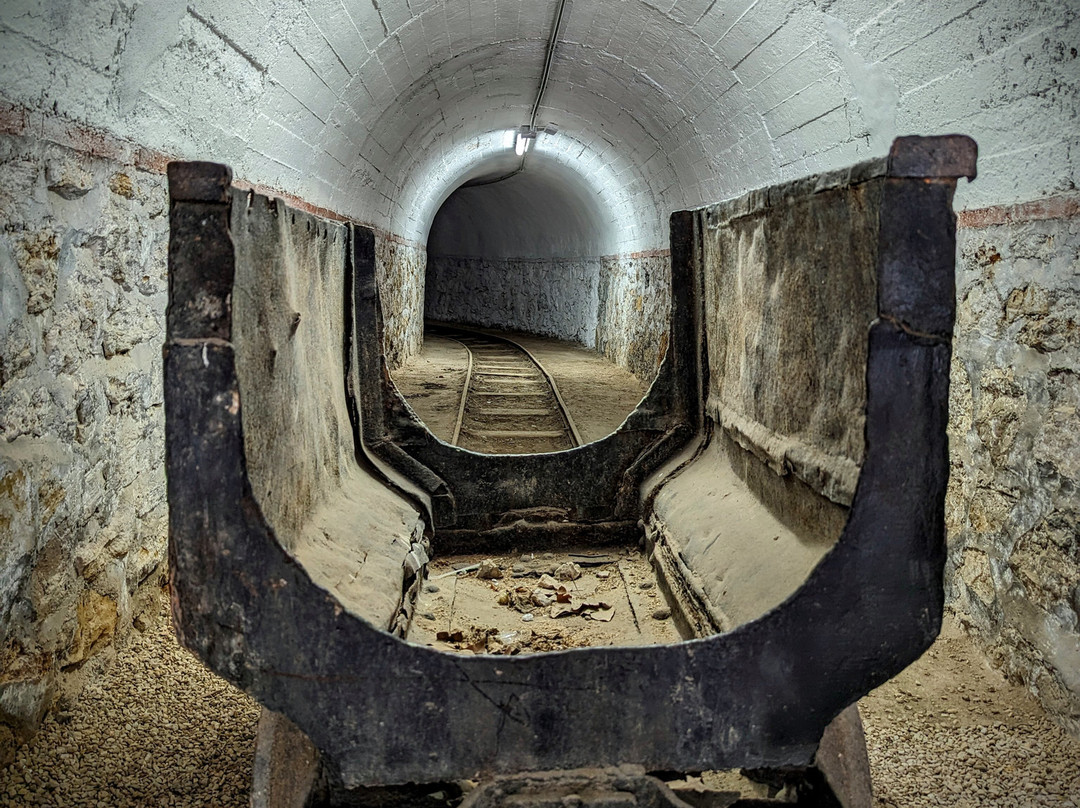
[164,135,975,790]
[347,214,701,541]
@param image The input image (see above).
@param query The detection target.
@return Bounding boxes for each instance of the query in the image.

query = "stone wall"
[596,253,672,382]
[0,132,169,758]
[426,252,672,382]
[375,236,425,370]
[425,255,602,349]
[947,199,1080,736]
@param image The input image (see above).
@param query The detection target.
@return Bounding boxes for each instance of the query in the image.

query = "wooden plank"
[474,392,547,397]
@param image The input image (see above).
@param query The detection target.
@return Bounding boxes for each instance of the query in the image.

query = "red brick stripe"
[958,195,1080,228]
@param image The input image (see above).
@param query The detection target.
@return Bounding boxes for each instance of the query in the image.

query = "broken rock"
[510,587,534,612]
[476,559,503,580]
[550,598,613,620]
[554,562,582,581]
[537,574,559,590]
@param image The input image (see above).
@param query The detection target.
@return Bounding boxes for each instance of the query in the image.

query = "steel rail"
[445,335,474,446]
[435,326,581,450]
[509,338,583,447]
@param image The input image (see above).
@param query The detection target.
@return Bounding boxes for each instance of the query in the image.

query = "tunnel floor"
[407,548,684,655]
[390,330,673,656]
[390,327,671,653]
[5,600,1078,807]
[390,326,650,451]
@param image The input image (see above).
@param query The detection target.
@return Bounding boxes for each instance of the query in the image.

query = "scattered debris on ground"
[409,548,683,654]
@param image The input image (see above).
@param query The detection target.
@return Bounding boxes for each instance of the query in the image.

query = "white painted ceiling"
[1,1,1075,253]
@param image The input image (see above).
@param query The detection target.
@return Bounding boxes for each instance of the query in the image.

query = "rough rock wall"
[0,133,169,757]
[375,236,425,370]
[595,253,672,381]
[425,252,672,382]
[947,201,1080,736]
[425,255,602,348]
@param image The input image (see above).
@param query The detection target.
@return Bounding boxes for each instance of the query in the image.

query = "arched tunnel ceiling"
[1,0,1075,249]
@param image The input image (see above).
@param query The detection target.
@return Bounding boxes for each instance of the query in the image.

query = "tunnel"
[423,139,661,348]
[399,138,675,460]
[425,151,617,345]
[3,1,1079,806]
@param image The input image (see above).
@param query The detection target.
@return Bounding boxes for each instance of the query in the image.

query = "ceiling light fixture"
[514,126,536,156]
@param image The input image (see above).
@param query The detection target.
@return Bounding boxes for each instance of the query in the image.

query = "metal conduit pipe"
[461,0,570,188]
[530,0,571,132]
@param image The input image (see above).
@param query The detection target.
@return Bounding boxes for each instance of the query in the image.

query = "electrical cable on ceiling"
[462,0,569,188]
[531,0,569,132]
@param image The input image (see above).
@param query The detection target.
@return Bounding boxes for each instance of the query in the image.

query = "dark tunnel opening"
[389,155,671,454]
[425,159,617,352]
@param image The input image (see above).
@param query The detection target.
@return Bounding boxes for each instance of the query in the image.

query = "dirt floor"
[4,603,1077,807]
[859,618,1080,807]
[407,548,684,654]
[390,328,650,449]
[5,331,1077,805]
[389,334,469,440]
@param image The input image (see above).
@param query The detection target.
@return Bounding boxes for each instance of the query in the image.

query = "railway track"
[431,326,582,454]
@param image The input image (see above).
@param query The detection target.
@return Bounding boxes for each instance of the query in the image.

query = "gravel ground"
[2,603,1076,806]
[860,616,1080,807]
[0,600,258,807]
